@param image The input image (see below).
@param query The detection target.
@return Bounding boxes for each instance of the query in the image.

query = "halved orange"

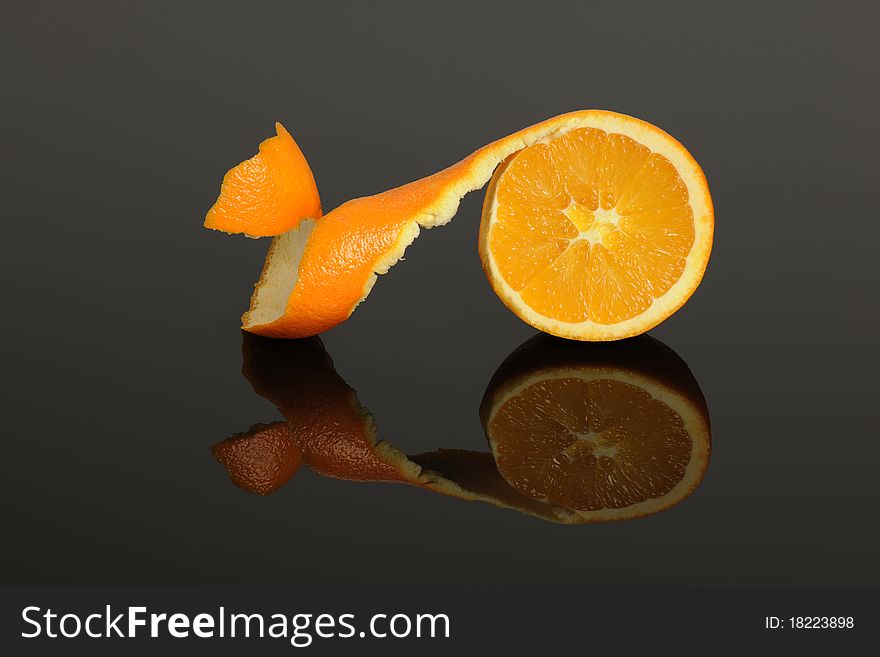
[205,123,321,237]
[479,118,713,339]
[224,110,711,339]
[480,334,711,522]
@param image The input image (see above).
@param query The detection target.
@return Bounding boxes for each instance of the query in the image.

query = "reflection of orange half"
[480,334,710,522]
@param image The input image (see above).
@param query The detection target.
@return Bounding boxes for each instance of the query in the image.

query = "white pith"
[243,219,315,327]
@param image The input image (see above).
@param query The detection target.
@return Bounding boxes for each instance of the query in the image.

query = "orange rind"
[205,123,321,237]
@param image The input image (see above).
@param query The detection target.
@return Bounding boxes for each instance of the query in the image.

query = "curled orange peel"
[204,123,321,238]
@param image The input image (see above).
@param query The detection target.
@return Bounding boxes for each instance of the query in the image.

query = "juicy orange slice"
[235,110,712,339]
[480,333,710,522]
[480,120,713,340]
[205,123,321,237]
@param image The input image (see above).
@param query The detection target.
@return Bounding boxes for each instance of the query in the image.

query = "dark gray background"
[1,0,878,588]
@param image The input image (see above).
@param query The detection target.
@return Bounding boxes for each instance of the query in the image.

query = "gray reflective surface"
[1,1,878,587]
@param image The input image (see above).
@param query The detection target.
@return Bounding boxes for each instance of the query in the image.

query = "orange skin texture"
[241,333,415,483]
[211,421,303,495]
[205,123,321,237]
[253,160,488,338]
[251,124,551,338]
[244,110,711,339]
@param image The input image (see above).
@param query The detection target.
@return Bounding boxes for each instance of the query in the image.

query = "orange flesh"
[490,377,692,511]
[490,128,695,324]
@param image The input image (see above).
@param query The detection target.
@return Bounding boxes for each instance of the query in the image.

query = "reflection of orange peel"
[216,333,709,525]
[240,334,417,484]
[204,111,711,339]
[412,450,579,524]
[234,333,579,521]
[211,421,302,495]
